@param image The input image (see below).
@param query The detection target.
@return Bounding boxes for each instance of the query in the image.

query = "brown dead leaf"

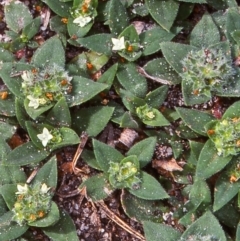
[152,158,183,172]
[118,128,139,148]
[60,162,73,174]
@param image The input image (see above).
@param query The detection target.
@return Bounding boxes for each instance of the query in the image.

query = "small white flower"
[40,183,51,194]
[37,127,53,147]
[27,95,39,109]
[73,15,92,27]
[16,184,29,194]
[111,36,125,51]
[21,71,34,85]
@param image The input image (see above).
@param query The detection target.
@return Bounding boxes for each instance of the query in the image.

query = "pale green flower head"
[12,182,52,225]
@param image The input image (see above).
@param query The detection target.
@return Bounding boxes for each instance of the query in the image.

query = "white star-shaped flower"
[37,127,53,147]
[21,71,34,85]
[73,15,92,27]
[111,36,125,51]
[16,184,29,194]
[27,95,40,109]
[40,183,51,194]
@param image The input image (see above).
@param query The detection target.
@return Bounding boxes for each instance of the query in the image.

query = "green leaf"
[5,141,49,166]
[0,196,8,216]
[129,172,169,200]
[175,107,215,136]
[120,89,146,114]
[72,106,114,137]
[108,0,129,35]
[237,223,240,241]
[117,63,147,98]
[120,0,134,7]
[140,26,182,56]
[213,161,240,211]
[85,51,109,74]
[0,184,18,209]
[222,100,240,119]
[0,91,15,117]
[0,62,34,98]
[31,36,65,68]
[231,30,240,45]
[82,149,101,170]
[132,1,148,16]
[215,200,240,229]
[143,58,181,85]
[66,52,89,77]
[189,179,211,208]
[42,210,78,241]
[121,190,167,222]
[10,38,26,51]
[182,78,211,105]
[22,17,41,40]
[140,108,170,127]
[207,0,228,10]
[46,97,71,127]
[0,47,14,62]
[127,137,156,168]
[32,156,58,190]
[227,0,238,8]
[196,139,232,179]
[76,34,113,56]
[0,121,16,141]
[120,112,140,129]
[0,211,28,241]
[160,42,198,73]
[24,99,54,120]
[42,0,71,17]
[220,73,240,98]
[29,202,59,227]
[181,211,226,241]
[50,16,67,35]
[120,89,145,113]
[176,2,194,20]
[143,221,181,241]
[4,1,32,33]
[93,139,124,172]
[188,140,205,165]
[80,174,114,201]
[146,0,179,32]
[98,63,118,90]
[118,25,142,61]
[179,0,207,3]
[67,76,107,106]
[26,121,80,151]
[67,18,93,38]
[0,164,26,185]
[145,85,169,109]
[226,8,240,42]
[190,13,220,47]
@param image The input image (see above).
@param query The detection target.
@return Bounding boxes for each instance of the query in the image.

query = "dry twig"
[137,66,173,85]
[96,200,146,241]
[72,132,89,175]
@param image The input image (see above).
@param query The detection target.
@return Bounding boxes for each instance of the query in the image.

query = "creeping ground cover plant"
[2,0,240,240]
